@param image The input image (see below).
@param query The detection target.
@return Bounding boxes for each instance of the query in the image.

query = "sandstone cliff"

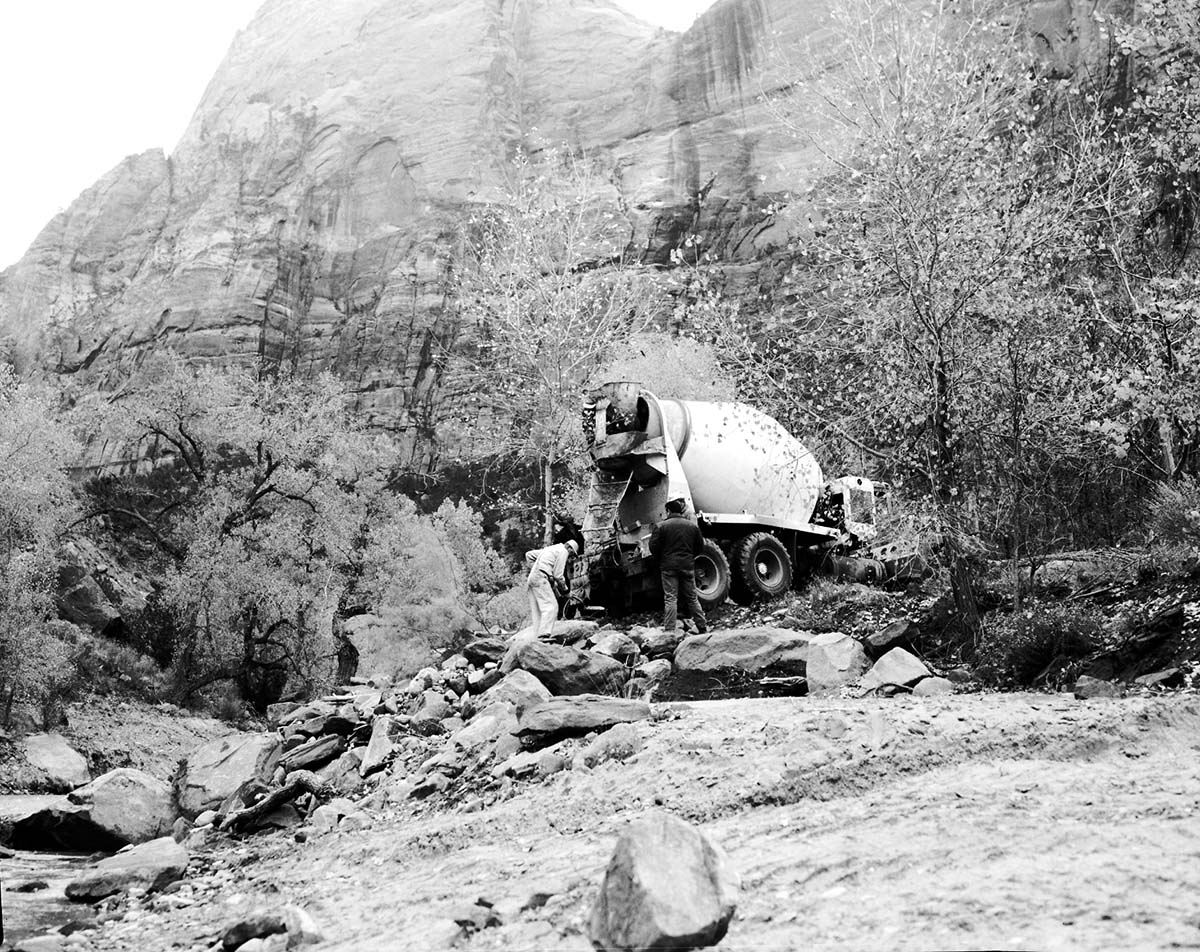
[0,0,1113,468]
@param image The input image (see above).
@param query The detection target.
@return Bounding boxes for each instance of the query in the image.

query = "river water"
[1,796,96,945]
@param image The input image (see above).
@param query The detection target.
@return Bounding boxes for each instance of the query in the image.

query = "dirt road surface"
[57,692,1200,951]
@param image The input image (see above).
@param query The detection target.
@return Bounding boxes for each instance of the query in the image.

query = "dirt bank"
[61,690,1200,952]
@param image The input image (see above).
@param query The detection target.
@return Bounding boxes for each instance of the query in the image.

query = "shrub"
[1146,477,1200,570]
[976,601,1106,688]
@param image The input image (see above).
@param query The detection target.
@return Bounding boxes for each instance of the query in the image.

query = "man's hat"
[565,539,580,554]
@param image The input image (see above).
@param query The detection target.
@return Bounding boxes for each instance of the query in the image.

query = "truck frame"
[577,382,918,614]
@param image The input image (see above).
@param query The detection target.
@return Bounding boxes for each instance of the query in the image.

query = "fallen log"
[218,770,335,834]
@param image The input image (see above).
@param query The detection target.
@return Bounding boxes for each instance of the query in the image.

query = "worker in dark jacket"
[649,497,708,633]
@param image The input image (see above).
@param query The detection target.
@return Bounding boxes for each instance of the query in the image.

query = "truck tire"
[694,539,731,610]
[731,532,793,603]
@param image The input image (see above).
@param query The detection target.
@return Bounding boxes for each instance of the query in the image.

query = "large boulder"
[590,812,739,951]
[805,632,869,696]
[61,768,174,845]
[517,696,651,747]
[176,733,282,819]
[673,627,812,675]
[504,641,627,697]
[20,733,90,792]
[482,670,552,713]
[860,647,932,692]
[65,837,188,902]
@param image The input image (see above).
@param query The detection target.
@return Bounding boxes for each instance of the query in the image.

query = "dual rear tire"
[730,532,793,605]
[693,532,795,609]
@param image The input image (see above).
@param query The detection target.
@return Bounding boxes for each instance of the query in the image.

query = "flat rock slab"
[280,733,347,771]
[590,811,739,951]
[177,733,282,819]
[65,836,188,902]
[517,696,651,746]
[673,627,812,675]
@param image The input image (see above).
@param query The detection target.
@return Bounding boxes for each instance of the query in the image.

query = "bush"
[791,578,891,632]
[1146,477,1200,568]
[976,601,1106,688]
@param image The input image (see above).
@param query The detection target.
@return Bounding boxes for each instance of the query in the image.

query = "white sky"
[0,0,717,269]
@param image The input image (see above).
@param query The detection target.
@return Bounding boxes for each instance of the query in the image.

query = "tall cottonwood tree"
[681,0,1162,630]
[0,366,81,722]
[452,149,661,540]
[84,356,505,708]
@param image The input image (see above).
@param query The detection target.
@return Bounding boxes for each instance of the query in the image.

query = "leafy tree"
[82,356,505,710]
[452,148,663,540]
[0,366,81,723]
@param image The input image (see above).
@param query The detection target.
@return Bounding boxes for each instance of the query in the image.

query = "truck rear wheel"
[694,539,731,610]
[731,532,793,603]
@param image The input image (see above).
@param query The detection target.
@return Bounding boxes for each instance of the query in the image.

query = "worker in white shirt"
[525,538,579,636]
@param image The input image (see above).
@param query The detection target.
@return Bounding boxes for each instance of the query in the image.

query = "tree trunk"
[542,457,554,544]
[1158,417,1178,479]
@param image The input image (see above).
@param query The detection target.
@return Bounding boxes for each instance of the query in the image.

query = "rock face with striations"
[0,0,829,468]
[0,0,1116,468]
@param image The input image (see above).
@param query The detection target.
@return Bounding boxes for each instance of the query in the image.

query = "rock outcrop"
[0,0,828,469]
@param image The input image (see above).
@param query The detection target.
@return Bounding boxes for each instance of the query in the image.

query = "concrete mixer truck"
[578,381,920,613]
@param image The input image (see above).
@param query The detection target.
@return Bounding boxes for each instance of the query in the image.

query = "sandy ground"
[35,689,1195,952]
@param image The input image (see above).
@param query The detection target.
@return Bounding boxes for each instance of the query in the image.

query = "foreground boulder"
[20,733,90,792]
[590,812,739,951]
[516,696,651,746]
[504,641,627,697]
[177,733,282,818]
[805,632,869,696]
[673,627,812,675]
[13,768,176,850]
[860,647,932,692]
[65,836,188,901]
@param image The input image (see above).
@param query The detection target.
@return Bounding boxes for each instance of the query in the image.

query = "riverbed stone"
[591,631,640,660]
[805,632,869,696]
[673,627,812,675]
[577,722,643,769]
[1074,675,1121,699]
[20,733,90,792]
[65,836,188,901]
[589,812,739,951]
[912,676,956,697]
[177,733,282,819]
[359,715,395,776]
